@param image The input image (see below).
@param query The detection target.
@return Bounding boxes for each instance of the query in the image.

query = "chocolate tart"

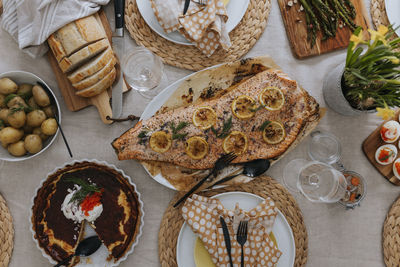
[31,161,143,265]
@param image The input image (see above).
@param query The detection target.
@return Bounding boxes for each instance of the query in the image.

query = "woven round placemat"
[125,0,271,71]
[158,176,308,267]
[383,196,400,267]
[0,194,14,267]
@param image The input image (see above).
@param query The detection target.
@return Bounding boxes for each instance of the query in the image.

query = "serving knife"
[220,216,234,267]
[183,0,190,15]
[111,0,125,119]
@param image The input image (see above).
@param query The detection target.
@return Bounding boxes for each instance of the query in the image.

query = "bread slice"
[76,68,116,98]
[72,55,117,90]
[67,48,114,84]
[47,15,106,62]
[59,39,109,73]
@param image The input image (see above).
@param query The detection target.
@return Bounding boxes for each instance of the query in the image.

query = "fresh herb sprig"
[211,116,232,139]
[65,177,101,204]
[170,121,188,140]
[9,104,32,115]
[259,120,271,131]
[138,130,150,145]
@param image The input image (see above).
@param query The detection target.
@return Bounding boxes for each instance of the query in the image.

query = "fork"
[237,220,248,267]
[173,152,237,207]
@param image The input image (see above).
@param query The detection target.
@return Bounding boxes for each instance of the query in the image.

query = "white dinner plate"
[136,0,250,46]
[385,0,400,37]
[176,192,296,267]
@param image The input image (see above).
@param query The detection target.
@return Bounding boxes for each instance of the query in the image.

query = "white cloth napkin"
[1,0,109,58]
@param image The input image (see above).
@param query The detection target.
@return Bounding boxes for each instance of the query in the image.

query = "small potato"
[7,109,26,128]
[0,94,5,108]
[7,95,28,109]
[28,97,40,109]
[27,110,46,127]
[42,106,55,118]
[41,118,57,135]
[7,141,26,157]
[33,127,48,141]
[0,78,18,95]
[17,84,33,98]
[0,109,9,123]
[32,85,50,107]
[24,134,42,154]
[0,127,23,146]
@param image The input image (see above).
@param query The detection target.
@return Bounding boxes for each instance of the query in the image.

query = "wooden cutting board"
[278,0,372,59]
[48,10,130,124]
[362,110,400,186]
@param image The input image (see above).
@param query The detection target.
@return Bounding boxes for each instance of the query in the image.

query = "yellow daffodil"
[377,105,395,120]
[368,25,389,45]
[390,57,400,64]
[349,30,364,50]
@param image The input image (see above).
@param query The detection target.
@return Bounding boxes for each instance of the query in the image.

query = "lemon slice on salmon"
[193,106,217,130]
[231,95,257,120]
[259,87,285,111]
[149,131,172,153]
[262,121,286,144]
[223,131,248,155]
[185,136,209,160]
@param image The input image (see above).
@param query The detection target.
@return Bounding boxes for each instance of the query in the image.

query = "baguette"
[59,38,108,73]
[67,48,114,84]
[72,55,116,90]
[76,68,116,98]
[47,15,106,62]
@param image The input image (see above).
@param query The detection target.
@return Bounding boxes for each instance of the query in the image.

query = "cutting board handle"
[90,90,113,124]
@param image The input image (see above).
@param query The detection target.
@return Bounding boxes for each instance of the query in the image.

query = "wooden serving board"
[278,0,372,59]
[362,110,400,185]
[48,10,130,124]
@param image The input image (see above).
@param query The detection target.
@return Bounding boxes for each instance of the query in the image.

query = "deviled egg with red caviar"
[380,121,400,143]
[375,144,397,165]
[393,159,400,180]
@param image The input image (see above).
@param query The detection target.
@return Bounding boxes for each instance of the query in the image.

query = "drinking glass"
[283,159,348,203]
[122,47,166,99]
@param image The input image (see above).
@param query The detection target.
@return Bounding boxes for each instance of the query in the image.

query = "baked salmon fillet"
[112,69,316,169]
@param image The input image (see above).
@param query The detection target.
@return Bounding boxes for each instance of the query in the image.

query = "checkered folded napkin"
[182,194,282,267]
[150,0,231,56]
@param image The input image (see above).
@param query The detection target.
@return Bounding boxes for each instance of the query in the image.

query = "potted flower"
[323,25,400,117]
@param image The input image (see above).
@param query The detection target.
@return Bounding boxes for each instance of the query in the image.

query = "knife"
[111,0,125,119]
[183,0,190,15]
[220,216,234,267]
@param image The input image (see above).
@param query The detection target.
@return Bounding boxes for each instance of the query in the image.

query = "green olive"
[32,85,50,107]
[17,84,33,99]
[7,109,26,128]
[0,78,18,95]
[0,127,24,146]
[24,134,42,154]
[0,94,5,108]
[27,110,46,127]
[7,95,28,108]
[0,109,9,123]
[33,127,48,141]
[7,141,26,157]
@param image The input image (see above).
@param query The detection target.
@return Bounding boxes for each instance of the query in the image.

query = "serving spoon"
[54,236,102,267]
[209,159,271,188]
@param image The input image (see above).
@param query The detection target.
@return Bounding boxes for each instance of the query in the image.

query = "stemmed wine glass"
[121,46,167,99]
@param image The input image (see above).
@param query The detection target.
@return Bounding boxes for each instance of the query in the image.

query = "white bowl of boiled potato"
[0,71,61,161]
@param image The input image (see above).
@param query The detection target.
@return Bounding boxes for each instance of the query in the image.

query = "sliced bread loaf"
[59,38,109,73]
[47,15,106,62]
[72,55,116,90]
[76,68,116,98]
[67,48,114,84]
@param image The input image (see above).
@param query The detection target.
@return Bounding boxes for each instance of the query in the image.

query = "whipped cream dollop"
[61,184,103,223]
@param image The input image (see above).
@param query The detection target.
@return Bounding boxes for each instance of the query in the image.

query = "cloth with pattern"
[182,194,282,267]
[150,0,231,57]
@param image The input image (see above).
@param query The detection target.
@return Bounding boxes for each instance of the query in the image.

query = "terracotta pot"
[322,63,375,116]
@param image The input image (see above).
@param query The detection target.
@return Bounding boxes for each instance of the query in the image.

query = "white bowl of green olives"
[0,71,61,161]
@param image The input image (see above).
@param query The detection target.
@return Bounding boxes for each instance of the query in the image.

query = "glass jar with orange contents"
[338,171,366,209]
